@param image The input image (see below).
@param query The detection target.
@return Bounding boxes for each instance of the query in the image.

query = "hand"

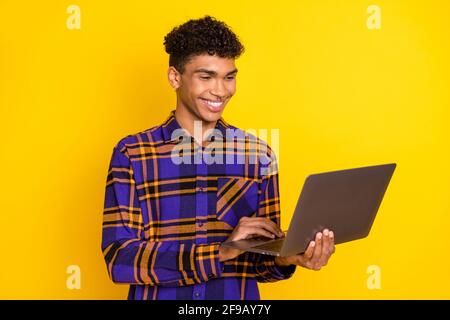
[219,216,284,262]
[275,229,336,271]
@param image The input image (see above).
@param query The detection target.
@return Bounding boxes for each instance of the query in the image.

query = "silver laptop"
[221,163,396,257]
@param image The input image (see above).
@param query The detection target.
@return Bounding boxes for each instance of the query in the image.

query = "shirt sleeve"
[101,144,224,286]
[253,146,296,282]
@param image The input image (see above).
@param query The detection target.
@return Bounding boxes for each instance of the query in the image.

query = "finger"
[255,220,283,237]
[241,217,282,234]
[309,232,323,265]
[241,221,280,238]
[242,226,277,239]
[241,218,283,237]
[243,217,281,232]
[295,241,316,268]
[329,230,336,253]
[318,229,331,266]
[303,241,316,260]
[264,220,284,237]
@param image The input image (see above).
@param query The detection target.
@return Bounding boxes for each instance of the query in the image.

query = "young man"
[101,15,335,300]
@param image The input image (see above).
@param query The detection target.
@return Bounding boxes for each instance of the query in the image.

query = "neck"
[174,105,217,143]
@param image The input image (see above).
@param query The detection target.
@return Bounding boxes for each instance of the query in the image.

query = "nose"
[209,80,227,99]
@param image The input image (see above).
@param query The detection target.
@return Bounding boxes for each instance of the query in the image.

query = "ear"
[168,66,182,90]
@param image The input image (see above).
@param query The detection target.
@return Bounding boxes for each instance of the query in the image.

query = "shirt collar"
[161,110,231,143]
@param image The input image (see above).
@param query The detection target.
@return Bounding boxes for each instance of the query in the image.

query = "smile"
[200,98,224,107]
[199,98,225,112]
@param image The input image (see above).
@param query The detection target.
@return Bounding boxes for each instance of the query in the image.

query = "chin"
[201,110,223,122]
[196,102,225,123]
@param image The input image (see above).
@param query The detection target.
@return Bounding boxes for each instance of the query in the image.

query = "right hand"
[219,216,284,261]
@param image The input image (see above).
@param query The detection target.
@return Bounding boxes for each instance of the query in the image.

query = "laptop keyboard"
[252,239,285,252]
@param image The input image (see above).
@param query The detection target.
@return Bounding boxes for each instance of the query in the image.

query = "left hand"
[275,229,336,271]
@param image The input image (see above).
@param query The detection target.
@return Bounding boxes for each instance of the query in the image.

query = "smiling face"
[168,54,237,125]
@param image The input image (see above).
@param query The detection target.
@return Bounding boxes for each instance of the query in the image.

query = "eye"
[226,76,235,80]
[200,76,211,80]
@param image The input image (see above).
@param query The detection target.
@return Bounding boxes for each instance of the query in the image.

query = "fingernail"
[330,231,334,238]
[271,234,275,238]
[311,241,316,247]
[324,230,329,236]
[317,233,322,240]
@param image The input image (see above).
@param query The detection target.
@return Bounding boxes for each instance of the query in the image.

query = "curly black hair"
[163,15,245,74]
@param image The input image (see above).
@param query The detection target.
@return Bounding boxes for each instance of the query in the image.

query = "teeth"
[202,99,223,107]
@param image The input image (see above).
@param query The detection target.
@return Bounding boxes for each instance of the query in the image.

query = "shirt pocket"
[216,177,259,228]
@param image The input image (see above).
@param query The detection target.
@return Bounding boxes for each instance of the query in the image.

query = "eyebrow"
[192,68,238,76]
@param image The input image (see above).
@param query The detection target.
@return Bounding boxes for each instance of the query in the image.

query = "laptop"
[220,163,396,257]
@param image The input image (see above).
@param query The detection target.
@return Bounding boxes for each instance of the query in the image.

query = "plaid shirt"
[101,111,296,300]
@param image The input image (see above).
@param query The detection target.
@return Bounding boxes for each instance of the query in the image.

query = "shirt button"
[194,292,200,298]
[198,187,206,192]
[198,221,203,227]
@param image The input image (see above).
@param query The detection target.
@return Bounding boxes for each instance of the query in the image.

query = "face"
[168,54,237,124]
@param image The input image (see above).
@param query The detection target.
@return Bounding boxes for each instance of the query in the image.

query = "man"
[101,15,335,300]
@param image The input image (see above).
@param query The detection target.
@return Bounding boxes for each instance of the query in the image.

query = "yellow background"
[1,0,449,299]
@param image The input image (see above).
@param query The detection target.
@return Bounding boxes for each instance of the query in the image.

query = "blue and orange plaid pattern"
[101,111,296,300]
